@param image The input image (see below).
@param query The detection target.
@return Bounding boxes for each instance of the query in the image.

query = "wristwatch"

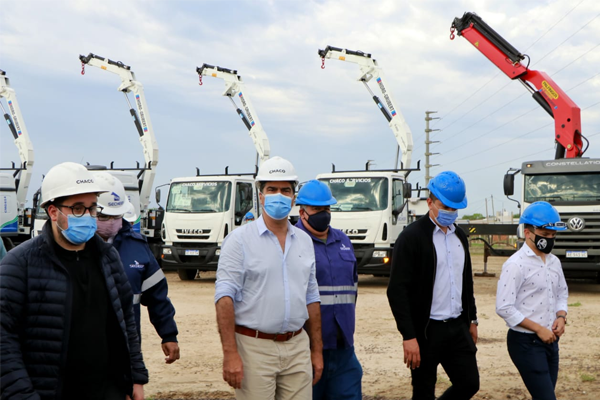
[470,320,479,326]
[557,315,567,323]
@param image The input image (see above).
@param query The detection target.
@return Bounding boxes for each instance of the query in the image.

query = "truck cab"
[506,159,600,281]
[316,170,411,275]
[160,173,257,280]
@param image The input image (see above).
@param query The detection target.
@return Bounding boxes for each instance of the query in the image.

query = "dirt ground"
[140,255,600,400]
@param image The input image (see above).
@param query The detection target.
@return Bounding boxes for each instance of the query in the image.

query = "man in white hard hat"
[0,162,148,400]
[93,172,180,365]
[215,156,323,400]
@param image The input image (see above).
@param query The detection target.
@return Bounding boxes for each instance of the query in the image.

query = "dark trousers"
[411,318,479,400]
[507,329,559,400]
[313,346,363,400]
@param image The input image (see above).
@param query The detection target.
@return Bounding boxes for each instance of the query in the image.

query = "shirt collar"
[256,214,295,237]
[295,218,336,243]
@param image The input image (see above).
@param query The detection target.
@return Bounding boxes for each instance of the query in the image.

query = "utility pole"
[425,111,440,185]
[491,194,496,223]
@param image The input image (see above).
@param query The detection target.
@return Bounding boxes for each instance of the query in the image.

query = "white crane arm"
[0,69,35,211]
[197,64,271,165]
[318,46,414,168]
[79,53,159,211]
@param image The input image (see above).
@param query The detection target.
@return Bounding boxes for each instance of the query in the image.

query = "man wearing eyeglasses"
[92,172,180,366]
[0,162,148,400]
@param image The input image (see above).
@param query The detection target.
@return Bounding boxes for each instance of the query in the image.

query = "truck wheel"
[178,269,197,281]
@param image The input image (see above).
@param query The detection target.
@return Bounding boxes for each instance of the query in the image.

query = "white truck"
[1,69,35,248]
[317,46,419,275]
[32,55,162,255]
[159,64,270,280]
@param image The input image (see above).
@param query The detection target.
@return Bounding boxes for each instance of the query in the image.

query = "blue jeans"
[313,346,362,400]
[507,330,560,400]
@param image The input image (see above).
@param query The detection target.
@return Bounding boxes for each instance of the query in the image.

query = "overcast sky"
[1,0,599,217]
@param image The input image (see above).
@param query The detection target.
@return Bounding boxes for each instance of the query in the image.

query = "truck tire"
[178,268,197,281]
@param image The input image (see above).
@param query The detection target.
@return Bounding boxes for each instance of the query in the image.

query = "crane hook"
[81,62,86,75]
[321,57,325,69]
[199,75,203,86]
[450,27,456,40]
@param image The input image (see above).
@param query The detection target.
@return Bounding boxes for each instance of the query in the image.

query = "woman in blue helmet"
[496,201,569,400]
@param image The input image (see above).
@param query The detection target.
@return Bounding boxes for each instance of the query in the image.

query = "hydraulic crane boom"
[0,69,35,213]
[451,12,585,159]
[79,53,159,213]
[318,45,414,169]
[196,64,271,166]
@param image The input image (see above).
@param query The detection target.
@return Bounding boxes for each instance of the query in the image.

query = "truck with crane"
[33,54,163,259]
[1,69,35,248]
[451,12,600,281]
[159,64,270,280]
[316,46,419,275]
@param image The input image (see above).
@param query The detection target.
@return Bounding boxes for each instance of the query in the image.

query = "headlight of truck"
[215,249,221,256]
[373,250,387,258]
[163,248,172,255]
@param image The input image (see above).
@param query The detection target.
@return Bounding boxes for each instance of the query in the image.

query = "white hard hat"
[124,202,138,223]
[41,162,105,207]
[92,172,132,216]
[255,156,299,186]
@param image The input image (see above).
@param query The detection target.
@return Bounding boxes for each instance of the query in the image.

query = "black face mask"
[305,210,331,233]
[531,234,555,254]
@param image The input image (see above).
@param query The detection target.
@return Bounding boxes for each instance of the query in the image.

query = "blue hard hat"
[244,211,255,220]
[428,171,468,209]
[519,201,566,230]
[295,180,337,206]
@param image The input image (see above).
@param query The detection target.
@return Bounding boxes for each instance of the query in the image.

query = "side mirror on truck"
[503,174,514,196]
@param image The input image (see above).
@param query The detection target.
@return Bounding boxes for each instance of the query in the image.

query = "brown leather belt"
[235,325,303,342]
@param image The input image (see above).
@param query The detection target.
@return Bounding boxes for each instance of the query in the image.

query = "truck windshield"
[167,181,232,213]
[524,174,600,204]
[319,177,388,212]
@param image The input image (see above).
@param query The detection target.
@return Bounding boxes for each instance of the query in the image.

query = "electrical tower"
[425,111,440,185]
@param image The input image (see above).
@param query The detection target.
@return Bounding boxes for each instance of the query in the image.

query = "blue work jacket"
[296,219,358,349]
[112,220,178,344]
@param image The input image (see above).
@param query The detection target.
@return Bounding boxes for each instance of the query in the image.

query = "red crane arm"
[451,12,583,159]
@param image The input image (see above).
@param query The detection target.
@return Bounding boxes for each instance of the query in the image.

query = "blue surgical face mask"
[433,203,458,227]
[263,193,292,220]
[57,210,97,245]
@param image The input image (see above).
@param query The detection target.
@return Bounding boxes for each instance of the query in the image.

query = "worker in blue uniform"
[295,179,362,400]
[93,172,180,365]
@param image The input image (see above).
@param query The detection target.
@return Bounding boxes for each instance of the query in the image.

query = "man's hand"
[535,326,557,344]
[552,317,566,337]
[126,383,144,400]
[403,338,420,369]
[162,342,180,364]
[469,323,478,345]
[311,348,324,385]
[223,350,244,389]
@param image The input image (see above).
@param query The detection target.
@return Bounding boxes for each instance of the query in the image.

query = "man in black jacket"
[0,162,148,400]
[387,171,479,400]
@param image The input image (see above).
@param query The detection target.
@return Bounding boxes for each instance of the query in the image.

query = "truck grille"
[176,228,211,240]
[341,229,368,240]
[556,212,600,250]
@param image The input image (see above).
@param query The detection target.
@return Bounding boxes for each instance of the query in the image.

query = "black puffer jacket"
[0,221,149,399]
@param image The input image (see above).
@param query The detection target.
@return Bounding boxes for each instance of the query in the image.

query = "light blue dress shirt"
[430,218,465,320]
[215,215,320,333]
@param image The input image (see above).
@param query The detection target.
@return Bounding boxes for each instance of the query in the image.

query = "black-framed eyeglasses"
[55,204,103,218]
[97,213,124,221]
